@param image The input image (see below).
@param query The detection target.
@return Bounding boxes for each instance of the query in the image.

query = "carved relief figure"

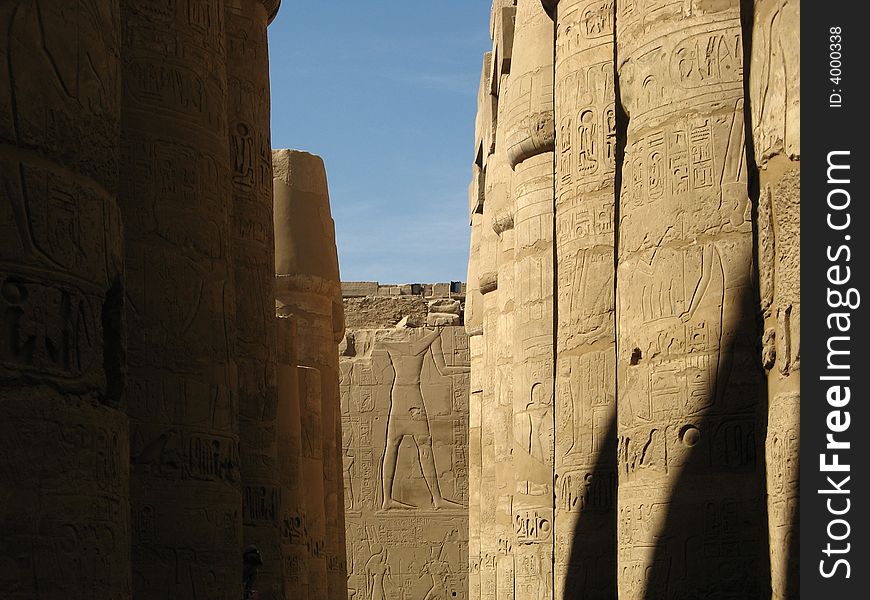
[515,382,555,466]
[364,543,392,600]
[423,531,459,600]
[380,327,469,510]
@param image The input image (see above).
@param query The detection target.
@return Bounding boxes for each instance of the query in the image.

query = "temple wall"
[339,285,470,600]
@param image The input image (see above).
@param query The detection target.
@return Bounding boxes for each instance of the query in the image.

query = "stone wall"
[340,285,470,600]
[467,1,800,598]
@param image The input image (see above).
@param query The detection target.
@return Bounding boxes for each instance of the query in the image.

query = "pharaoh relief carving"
[341,322,469,600]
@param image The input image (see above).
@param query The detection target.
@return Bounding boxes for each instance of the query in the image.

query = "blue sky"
[268,2,491,284]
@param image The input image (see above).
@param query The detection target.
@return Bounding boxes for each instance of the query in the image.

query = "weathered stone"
[0,8,131,600]
[468,1,799,597]
[549,0,617,595]
[466,213,486,338]
[0,5,130,597]
[340,320,470,600]
[474,52,497,170]
[342,281,380,297]
[428,313,462,327]
[510,152,555,600]
[615,1,767,596]
[276,315,308,599]
[119,1,243,596]
[432,283,452,297]
[273,149,348,600]
[226,2,282,597]
[298,365,328,599]
[430,298,462,315]
[504,0,555,168]
[342,295,428,330]
[751,1,800,596]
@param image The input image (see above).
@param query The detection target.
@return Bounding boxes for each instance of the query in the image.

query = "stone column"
[750,1,800,597]
[615,1,767,596]
[297,365,327,598]
[120,1,243,598]
[547,1,618,596]
[490,132,517,600]
[225,1,282,597]
[273,149,347,600]
[0,2,130,597]
[504,2,556,598]
[466,212,484,600]
[476,148,501,600]
[276,314,308,599]
[479,283,500,600]
[482,48,515,600]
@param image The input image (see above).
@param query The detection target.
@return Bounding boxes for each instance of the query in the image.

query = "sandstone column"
[750,1,800,597]
[121,2,242,597]
[504,2,556,598]
[546,1,618,596]
[484,48,516,600]
[276,315,309,599]
[490,131,517,600]
[225,1,282,597]
[273,149,347,600]
[615,1,767,596]
[466,212,485,600]
[0,2,130,597]
[478,219,500,600]
[473,47,501,600]
[297,365,328,598]
[489,8,520,599]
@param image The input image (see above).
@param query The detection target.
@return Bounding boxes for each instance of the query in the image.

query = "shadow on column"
[643,278,771,597]
[561,410,618,599]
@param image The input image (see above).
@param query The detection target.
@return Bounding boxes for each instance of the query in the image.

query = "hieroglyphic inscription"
[552,1,618,594]
[511,151,556,600]
[341,325,469,599]
[1,2,130,598]
[226,2,281,598]
[120,1,241,597]
[615,2,766,597]
[504,0,556,167]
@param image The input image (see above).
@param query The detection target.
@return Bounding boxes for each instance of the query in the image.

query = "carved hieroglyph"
[275,315,310,598]
[751,1,800,597]
[299,365,329,599]
[550,1,617,596]
[119,1,244,597]
[340,324,470,600]
[0,2,131,597]
[477,71,502,600]
[510,153,556,600]
[273,149,348,600]
[226,1,282,597]
[466,218,486,600]
[470,0,798,596]
[467,341,484,600]
[615,1,767,596]
[484,14,519,592]
[506,3,556,599]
